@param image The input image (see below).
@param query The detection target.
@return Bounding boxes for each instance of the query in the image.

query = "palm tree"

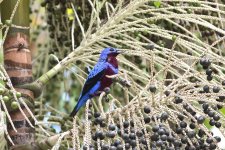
[1,0,35,149]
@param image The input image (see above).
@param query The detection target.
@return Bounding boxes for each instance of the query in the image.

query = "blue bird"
[70,47,122,117]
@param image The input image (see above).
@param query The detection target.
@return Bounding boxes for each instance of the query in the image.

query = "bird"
[70,47,122,117]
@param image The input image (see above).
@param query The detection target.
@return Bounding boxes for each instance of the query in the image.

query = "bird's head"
[99,47,122,60]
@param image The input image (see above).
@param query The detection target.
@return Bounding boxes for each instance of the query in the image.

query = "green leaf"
[204,118,212,130]
[154,1,161,8]
[219,108,225,117]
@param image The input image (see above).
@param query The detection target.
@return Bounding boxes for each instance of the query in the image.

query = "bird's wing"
[80,62,107,97]
[70,81,101,117]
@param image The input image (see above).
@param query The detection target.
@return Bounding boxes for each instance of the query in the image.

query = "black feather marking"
[80,69,105,97]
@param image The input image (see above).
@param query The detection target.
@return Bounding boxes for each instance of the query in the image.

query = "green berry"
[0,88,4,94]
[3,96,9,102]
[135,36,140,41]
[147,20,155,24]
[193,2,201,7]
[172,35,177,41]
[11,101,18,110]
[187,9,192,14]
[5,20,12,26]
[16,92,21,98]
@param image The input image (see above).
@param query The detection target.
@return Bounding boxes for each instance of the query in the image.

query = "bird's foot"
[119,77,131,87]
[92,91,103,96]
[106,74,131,87]
[94,88,110,95]
[112,76,131,87]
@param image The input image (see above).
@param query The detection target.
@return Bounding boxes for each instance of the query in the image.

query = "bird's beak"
[116,50,124,54]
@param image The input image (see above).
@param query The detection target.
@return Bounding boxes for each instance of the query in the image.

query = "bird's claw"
[114,77,131,87]
[121,78,131,87]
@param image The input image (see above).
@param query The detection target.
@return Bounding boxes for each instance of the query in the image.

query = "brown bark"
[2,0,35,149]
[4,33,35,150]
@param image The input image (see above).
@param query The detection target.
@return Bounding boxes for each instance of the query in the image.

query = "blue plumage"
[70,47,121,117]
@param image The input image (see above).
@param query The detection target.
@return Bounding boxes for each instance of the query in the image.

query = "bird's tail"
[70,94,90,117]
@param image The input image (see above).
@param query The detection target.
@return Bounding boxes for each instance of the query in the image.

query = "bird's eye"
[109,48,114,51]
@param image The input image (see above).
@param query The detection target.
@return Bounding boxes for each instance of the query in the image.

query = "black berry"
[123,121,129,128]
[180,121,187,128]
[149,85,157,93]
[213,86,220,93]
[144,106,151,113]
[203,85,210,93]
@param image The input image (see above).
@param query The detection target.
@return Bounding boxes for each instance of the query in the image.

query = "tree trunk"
[1,0,35,149]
